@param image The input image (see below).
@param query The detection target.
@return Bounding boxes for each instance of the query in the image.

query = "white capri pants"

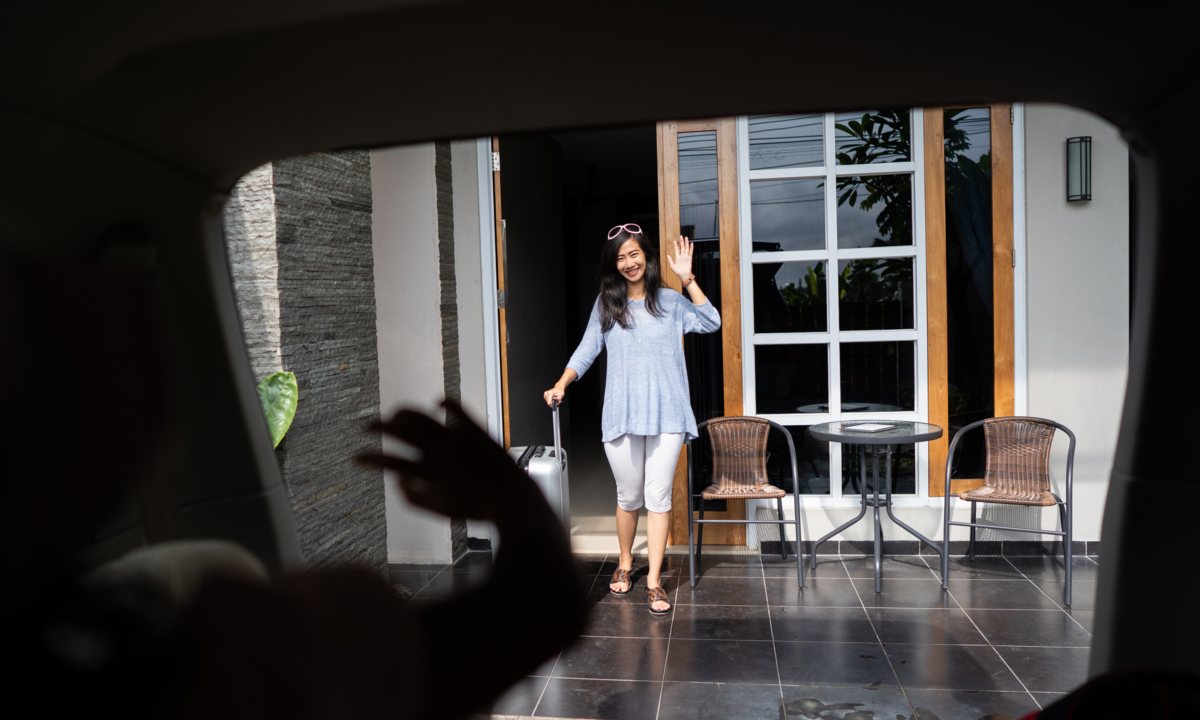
[603,433,687,514]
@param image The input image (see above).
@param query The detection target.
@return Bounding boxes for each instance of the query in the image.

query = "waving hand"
[667,235,695,285]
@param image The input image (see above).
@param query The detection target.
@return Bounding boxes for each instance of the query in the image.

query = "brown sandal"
[609,568,632,595]
[647,586,672,616]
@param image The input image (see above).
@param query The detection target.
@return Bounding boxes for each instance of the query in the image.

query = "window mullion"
[823,111,843,500]
[910,107,930,501]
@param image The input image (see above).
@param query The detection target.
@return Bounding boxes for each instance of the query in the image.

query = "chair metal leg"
[1058,494,1072,606]
[793,484,804,588]
[688,488,697,589]
[1064,520,1073,606]
[696,501,705,566]
[968,502,977,561]
[1056,499,1069,564]
[873,445,883,594]
[776,497,788,561]
[942,478,951,589]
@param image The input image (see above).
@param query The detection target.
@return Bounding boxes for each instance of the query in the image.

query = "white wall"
[1023,104,1129,542]
[451,139,488,430]
[450,138,494,543]
[371,143,454,564]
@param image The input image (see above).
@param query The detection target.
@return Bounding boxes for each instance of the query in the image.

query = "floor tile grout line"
[758,551,786,718]
[407,562,453,599]
[846,556,921,720]
[530,552,608,718]
[628,637,1054,647]
[990,644,1093,650]
[395,561,459,597]
[397,572,436,598]
[582,598,1093,612]
[945,574,1042,710]
[1002,556,1091,637]
[542,674,1054,690]
[652,564,678,720]
[916,551,943,583]
[546,676,665,683]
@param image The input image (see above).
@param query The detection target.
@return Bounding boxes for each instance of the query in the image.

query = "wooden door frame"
[925,104,1015,497]
[657,118,746,545]
[492,136,512,449]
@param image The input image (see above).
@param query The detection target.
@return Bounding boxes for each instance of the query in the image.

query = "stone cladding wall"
[434,141,468,561]
[224,151,386,575]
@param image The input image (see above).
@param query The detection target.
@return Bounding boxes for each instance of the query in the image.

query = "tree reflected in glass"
[754,258,829,333]
[838,258,914,331]
[833,111,913,252]
[835,110,912,164]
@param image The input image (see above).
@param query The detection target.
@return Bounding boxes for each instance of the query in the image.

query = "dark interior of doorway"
[499,124,659,527]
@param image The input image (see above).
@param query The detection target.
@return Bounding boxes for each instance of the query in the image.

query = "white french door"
[737,110,931,508]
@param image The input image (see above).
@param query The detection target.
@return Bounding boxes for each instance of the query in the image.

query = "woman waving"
[544,224,720,615]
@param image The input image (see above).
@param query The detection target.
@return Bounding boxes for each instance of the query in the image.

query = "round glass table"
[807,421,944,592]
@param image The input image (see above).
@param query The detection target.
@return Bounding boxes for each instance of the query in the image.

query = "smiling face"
[615,238,645,284]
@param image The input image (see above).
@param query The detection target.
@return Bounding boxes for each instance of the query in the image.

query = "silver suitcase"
[506,402,570,537]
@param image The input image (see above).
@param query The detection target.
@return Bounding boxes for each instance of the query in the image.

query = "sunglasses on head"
[607,223,642,240]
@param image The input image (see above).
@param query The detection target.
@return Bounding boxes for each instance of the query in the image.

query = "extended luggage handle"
[550,398,563,469]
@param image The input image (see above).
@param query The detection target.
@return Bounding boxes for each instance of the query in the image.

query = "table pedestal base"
[811,444,944,592]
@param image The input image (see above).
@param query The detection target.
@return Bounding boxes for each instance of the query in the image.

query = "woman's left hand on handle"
[667,235,695,286]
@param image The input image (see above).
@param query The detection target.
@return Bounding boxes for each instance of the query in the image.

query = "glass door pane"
[749,114,824,169]
[835,174,914,248]
[838,257,915,330]
[755,344,830,415]
[754,260,829,333]
[835,110,912,164]
[677,130,728,512]
[750,178,826,251]
[678,131,724,429]
[944,108,993,478]
[743,110,926,499]
[839,341,916,411]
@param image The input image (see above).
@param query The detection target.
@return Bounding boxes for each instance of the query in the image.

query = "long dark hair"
[598,227,665,332]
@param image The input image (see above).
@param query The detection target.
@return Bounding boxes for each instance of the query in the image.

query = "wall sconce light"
[1067,136,1092,202]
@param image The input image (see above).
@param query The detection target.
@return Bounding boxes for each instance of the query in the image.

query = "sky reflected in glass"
[836,175,912,248]
[749,114,824,170]
[750,178,825,251]
[678,131,718,240]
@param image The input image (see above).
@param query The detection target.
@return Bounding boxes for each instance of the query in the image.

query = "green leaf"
[257,371,299,448]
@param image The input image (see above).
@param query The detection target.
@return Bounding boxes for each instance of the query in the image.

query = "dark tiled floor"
[393,550,1098,718]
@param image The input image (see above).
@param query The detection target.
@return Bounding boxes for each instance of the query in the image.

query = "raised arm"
[668,236,721,334]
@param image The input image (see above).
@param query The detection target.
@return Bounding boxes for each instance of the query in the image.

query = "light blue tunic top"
[566,289,721,442]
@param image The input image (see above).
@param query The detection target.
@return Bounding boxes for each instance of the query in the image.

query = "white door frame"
[477,137,505,446]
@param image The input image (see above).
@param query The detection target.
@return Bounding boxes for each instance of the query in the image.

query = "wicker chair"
[941,416,1077,604]
[687,417,805,588]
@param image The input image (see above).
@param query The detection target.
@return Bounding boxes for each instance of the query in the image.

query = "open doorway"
[555,125,660,554]
[497,124,659,553]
